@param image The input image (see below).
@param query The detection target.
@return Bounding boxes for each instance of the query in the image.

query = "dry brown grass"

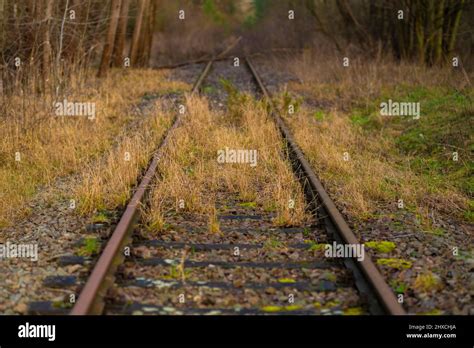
[273,49,471,109]
[146,94,309,234]
[74,112,174,215]
[272,49,471,223]
[283,108,468,220]
[0,69,188,226]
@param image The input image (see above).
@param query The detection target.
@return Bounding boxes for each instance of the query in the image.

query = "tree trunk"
[0,0,5,95]
[447,0,465,55]
[144,0,157,66]
[415,2,426,65]
[433,0,445,64]
[98,0,122,78]
[129,0,148,66]
[42,0,53,79]
[77,0,92,68]
[112,0,130,67]
[136,0,151,66]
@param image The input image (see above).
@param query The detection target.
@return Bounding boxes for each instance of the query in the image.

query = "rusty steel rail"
[245,57,406,315]
[70,61,213,315]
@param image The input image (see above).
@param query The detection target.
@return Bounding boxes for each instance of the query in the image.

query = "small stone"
[265,287,276,294]
[14,303,28,314]
[66,265,82,274]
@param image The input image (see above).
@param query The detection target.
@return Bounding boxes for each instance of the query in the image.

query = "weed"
[376,258,413,270]
[238,202,257,208]
[365,241,396,253]
[77,237,101,257]
[390,280,408,294]
[91,211,110,224]
[343,307,364,315]
[263,238,285,250]
[413,272,443,292]
[305,241,327,251]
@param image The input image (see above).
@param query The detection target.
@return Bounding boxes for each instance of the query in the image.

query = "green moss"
[263,202,277,212]
[302,227,311,238]
[350,111,379,129]
[365,241,396,253]
[52,301,73,309]
[390,280,408,294]
[202,85,216,94]
[167,265,190,280]
[426,227,445,236]
[313,110,325,121]
[261,305,303,312]
[306,242,327,251]
[92,210,111,224]
[278,278,296,283]
[285,305,303,311]
[239,202,257,208]
[77,237,100,257]
[314,300,341,310]
[376,258,412,270]
[322,271,337,282]
[416,309,443,315]
[264,239,285,250]
[343,307,364,315]
[219,205,230,212]
[261,305,281,312]
[279,91,303,115]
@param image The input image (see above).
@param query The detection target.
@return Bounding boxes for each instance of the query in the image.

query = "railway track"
[29,58,405,316]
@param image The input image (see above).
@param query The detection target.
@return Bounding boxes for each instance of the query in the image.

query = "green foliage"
[243,0,269,27]
[304,240,327,251]
[202,0,225,24]
[263,201,277,212]
[52,301,73,309]
[314,300,341,309]
[220,78,251,122]
[77,237,100,257]
[464,203,474,223]
[313,110,325,121]
[395,87,472,156]
[352,85,473,203]
[390,280,408,294]
[322,271,337,282]
[261,304,303,312]
[394,87,473,197]
[343,307,364,315]
[264,238,285,250]
[377,258,413,270]
[254,0,269,19]
[239,201,257,208]
[302,227,311,237]
[365,241,396,253]
[92,211,110,224]
[279,91,303,116]
[202,85,217,94]
[349,111,379,129]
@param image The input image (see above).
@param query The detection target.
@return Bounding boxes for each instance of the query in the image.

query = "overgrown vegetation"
[146,93,309,233]
[279,51,472,224]
[0,69,185,226]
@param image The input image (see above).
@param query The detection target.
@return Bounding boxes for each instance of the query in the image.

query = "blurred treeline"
[0,0,472,93]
